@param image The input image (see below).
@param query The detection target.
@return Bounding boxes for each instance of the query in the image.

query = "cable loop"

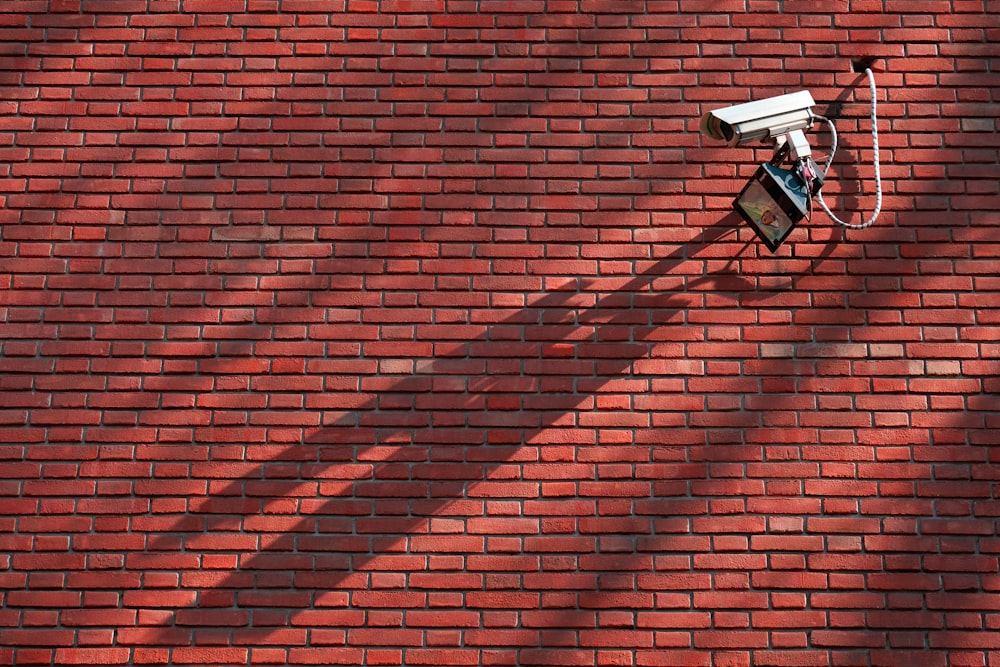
[811,68,882,230]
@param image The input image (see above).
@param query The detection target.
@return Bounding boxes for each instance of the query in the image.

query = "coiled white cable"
[810,68,882,229]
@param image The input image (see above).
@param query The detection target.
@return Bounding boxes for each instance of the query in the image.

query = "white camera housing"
[700,91,816,147]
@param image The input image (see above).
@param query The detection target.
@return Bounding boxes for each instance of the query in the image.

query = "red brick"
[0,3,996,665]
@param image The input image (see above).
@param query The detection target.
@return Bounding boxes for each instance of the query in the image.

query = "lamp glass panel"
[733,162,812,252]
[735,179,797,251]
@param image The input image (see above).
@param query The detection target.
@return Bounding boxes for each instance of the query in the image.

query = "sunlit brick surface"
[1,1,998,665]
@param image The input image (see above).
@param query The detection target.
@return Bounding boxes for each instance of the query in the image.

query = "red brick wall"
[1,1,998,665]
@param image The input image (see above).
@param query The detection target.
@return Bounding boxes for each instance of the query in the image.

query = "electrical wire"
[810,68,883,230]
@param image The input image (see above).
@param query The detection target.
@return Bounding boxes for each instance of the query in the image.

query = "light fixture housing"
[733,163,812,253]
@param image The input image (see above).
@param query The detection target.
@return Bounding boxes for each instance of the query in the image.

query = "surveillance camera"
[700,91,816,147]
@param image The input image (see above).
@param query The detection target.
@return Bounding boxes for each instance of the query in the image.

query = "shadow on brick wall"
[132,221,784,664]
[1,2,999,666]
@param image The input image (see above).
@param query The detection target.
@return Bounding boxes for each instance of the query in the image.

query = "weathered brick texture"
[1,0,998,665]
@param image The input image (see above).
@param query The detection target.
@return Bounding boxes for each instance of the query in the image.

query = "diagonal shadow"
[3,3,999,666]
[116,222,777,662]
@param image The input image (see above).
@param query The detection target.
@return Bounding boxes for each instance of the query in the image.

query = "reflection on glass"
[736,179,794,247]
